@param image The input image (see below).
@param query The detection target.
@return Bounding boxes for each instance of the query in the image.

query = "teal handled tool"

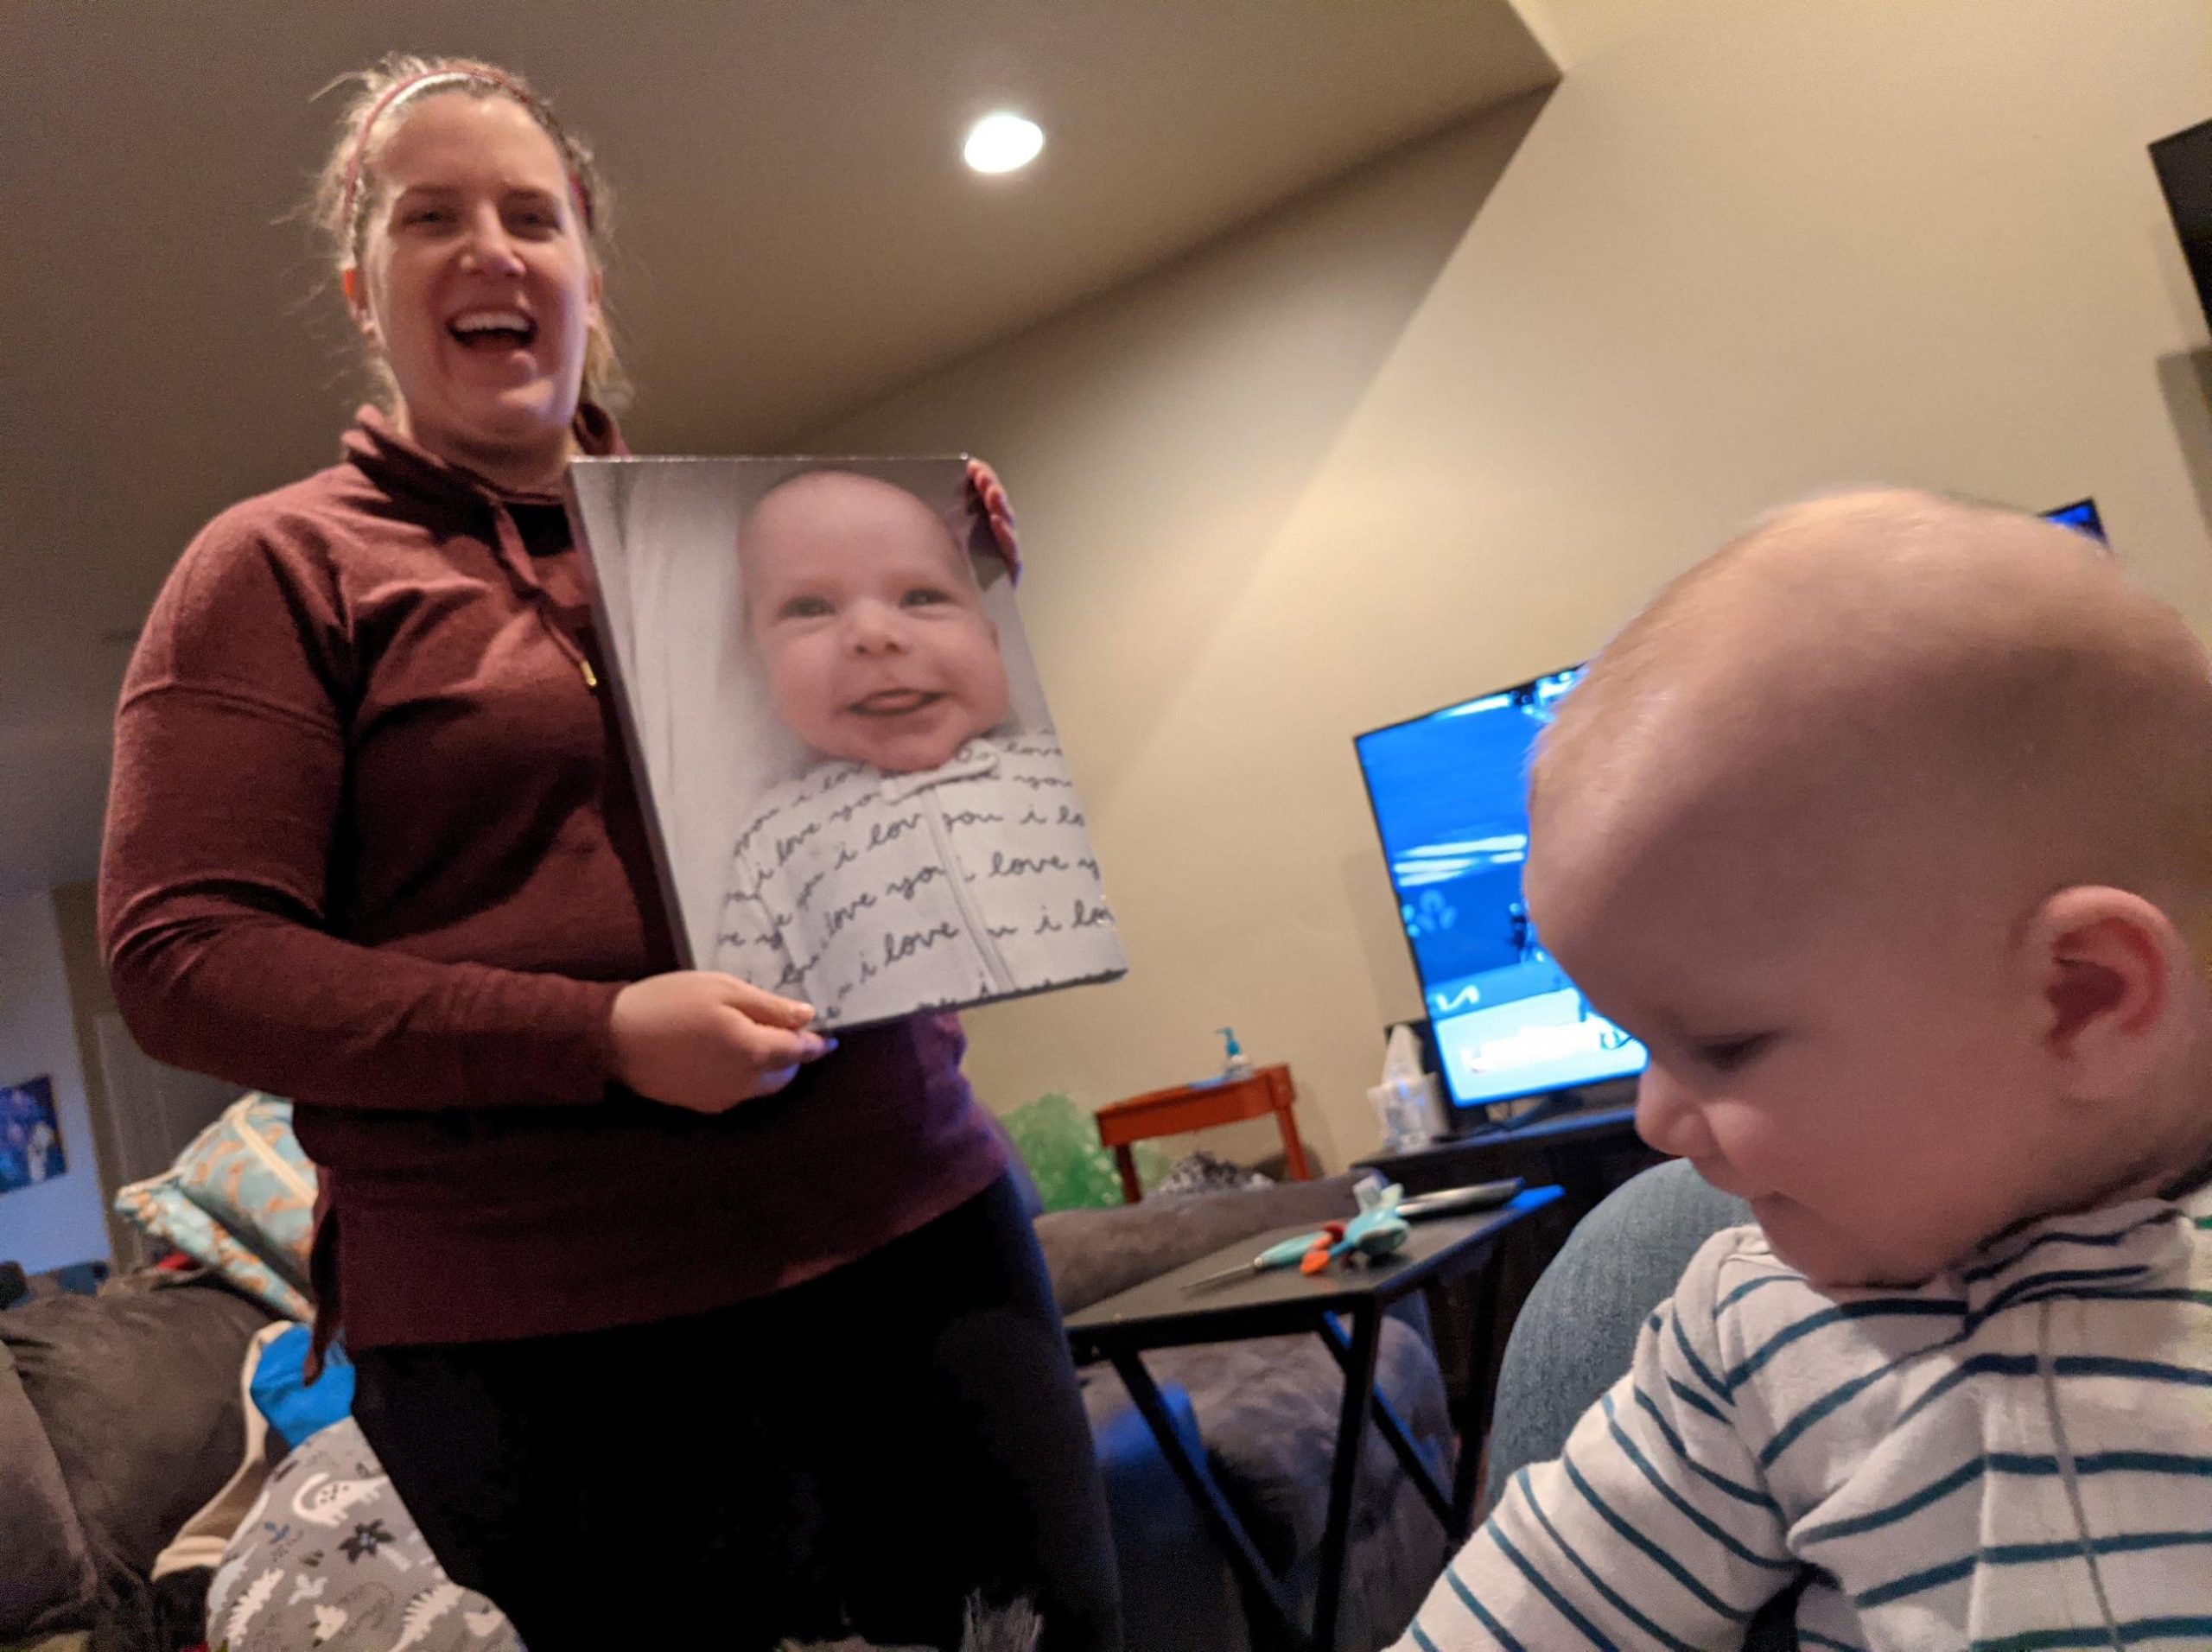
[1182,1181,1413,1292]
[1182,1229,1332,1292]
[1299,1179,1410,1274]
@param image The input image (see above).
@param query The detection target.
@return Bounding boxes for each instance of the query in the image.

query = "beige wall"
[805,0,2212,1165]
[0,889,109,1272]
[49,880,138,1264]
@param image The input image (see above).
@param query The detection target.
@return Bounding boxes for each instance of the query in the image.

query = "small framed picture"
[568,456,1126,1030]
[0,1076,66,1194]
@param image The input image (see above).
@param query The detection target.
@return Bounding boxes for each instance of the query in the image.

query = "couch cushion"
[1080,1371,1249,1652]
[0,1339,97,1638]
[1036,1175,1366,1314]
[0,1274,274,1642]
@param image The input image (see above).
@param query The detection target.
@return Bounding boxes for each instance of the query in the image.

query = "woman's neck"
[394,410,575,495]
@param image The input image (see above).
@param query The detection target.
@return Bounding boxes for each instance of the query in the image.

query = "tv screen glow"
[1355,668,1645,1115]
[2044,499,2106,543]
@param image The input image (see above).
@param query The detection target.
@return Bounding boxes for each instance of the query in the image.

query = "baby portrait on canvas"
[566,455,1125,1030]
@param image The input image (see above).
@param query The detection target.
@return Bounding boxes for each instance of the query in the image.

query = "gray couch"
[2,1175,1455,1652]
[1,1272,275,1650]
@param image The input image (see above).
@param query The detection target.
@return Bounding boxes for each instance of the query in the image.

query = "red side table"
[1092,1062,1313,1203]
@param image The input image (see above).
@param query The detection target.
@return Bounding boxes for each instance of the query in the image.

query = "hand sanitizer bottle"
[1218,1027,1255,1081]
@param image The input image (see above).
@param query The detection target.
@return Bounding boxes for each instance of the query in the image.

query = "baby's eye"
[776,595,835,621]
[401,206,452,228]
[1694,1034,1772,1074]
[900,587,954,608]
[507,206,560,237]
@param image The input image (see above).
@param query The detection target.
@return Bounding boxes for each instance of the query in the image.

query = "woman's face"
[347,92,600,487]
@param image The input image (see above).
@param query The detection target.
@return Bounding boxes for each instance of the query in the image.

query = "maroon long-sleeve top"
[99,408,1005,1349]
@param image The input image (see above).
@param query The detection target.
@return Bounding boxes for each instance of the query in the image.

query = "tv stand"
[1457,1090,1574,1139]
[1436,1078,1637,1144]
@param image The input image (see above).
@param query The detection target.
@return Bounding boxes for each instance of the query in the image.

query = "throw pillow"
[114,1095,315,1321]
[204,1417,520,1652]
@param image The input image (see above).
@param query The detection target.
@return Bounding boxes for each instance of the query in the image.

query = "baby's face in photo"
[742,473,1013,774]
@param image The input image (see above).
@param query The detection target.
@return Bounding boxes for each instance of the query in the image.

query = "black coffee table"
[1064,1185,1561,1651]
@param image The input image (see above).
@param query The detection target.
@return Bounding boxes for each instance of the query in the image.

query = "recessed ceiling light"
[963,112,1044,175]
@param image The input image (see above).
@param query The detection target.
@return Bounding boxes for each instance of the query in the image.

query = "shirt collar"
[876,739,1003,804]
[341,403,626,513]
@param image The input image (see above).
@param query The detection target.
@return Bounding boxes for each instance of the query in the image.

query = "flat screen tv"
[1355,667,1644,1126]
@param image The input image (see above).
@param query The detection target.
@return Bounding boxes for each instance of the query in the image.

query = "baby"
[713,468,1123,1028]
[1394,491,2212,1648]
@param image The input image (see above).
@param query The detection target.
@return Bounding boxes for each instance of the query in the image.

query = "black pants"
[353,1176,1121,1651]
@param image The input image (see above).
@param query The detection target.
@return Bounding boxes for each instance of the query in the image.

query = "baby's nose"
[842,601,909,652]
[1634,1064,1716,1160]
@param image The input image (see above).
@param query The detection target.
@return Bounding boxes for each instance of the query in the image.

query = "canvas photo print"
[0,1076,66,1194]
[568,456,1126,1030]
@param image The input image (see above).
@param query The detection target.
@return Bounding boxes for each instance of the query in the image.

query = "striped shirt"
[1395,1183,2212,1650]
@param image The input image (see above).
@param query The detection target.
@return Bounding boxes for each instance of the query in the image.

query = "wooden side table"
[1093,1062,1313,1202]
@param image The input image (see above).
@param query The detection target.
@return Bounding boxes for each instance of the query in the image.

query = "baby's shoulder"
[1674,1227,1958,1392]
[1678,1220,1796,1311]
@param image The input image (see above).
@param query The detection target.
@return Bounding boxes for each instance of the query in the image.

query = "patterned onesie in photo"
[714,731,1126,1028]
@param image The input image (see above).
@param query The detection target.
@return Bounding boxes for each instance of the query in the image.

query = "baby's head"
[1527,490,2212,1287]
[740,468,1012,774]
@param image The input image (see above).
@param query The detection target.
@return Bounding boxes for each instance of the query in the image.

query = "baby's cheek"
[768,648,832,721]
[980,660,1014,726]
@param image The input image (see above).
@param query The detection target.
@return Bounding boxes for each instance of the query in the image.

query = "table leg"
[1313,1314,1453,1532]
[1448,1242,1506,1539]
[1313,1301,1382,1651]
[1107,1349,1305,1645]
[1112,1143,1141,1204]
[1269,1069,1313,1180]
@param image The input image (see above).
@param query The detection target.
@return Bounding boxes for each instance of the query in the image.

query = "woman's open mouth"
[848,689,944,718]
[448,308,537,353]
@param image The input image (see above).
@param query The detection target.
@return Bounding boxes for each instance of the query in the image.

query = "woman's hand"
[967,458,1020,575]
[607,972,836,1115]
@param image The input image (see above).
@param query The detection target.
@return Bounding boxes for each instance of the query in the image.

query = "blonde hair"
[308,53,630,412]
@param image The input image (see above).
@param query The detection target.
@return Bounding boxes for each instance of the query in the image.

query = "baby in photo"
[1393,492,2212,1648]
[714,469,1124,1027]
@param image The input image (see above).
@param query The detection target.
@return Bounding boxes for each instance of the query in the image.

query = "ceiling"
[0,0,1556,896]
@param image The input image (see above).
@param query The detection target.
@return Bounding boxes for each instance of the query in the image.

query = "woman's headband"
[338,65,594,257]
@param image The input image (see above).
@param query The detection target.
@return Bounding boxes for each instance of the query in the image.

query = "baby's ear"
[2027,886,2188,1099]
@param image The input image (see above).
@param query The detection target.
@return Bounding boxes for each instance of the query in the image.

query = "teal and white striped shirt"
[1395,1183,2212,1650]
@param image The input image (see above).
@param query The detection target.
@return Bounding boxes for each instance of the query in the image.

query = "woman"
[99,54,1117,1652]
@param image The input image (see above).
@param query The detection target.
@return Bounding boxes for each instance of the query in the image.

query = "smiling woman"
[97,50,1118,1652]
[311,57,624,489]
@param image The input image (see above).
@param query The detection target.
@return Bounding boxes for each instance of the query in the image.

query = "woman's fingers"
[708,972,818,1029]
[721,1007,836,1071]
[608,971,836,1114]
[967,458,1020,571]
